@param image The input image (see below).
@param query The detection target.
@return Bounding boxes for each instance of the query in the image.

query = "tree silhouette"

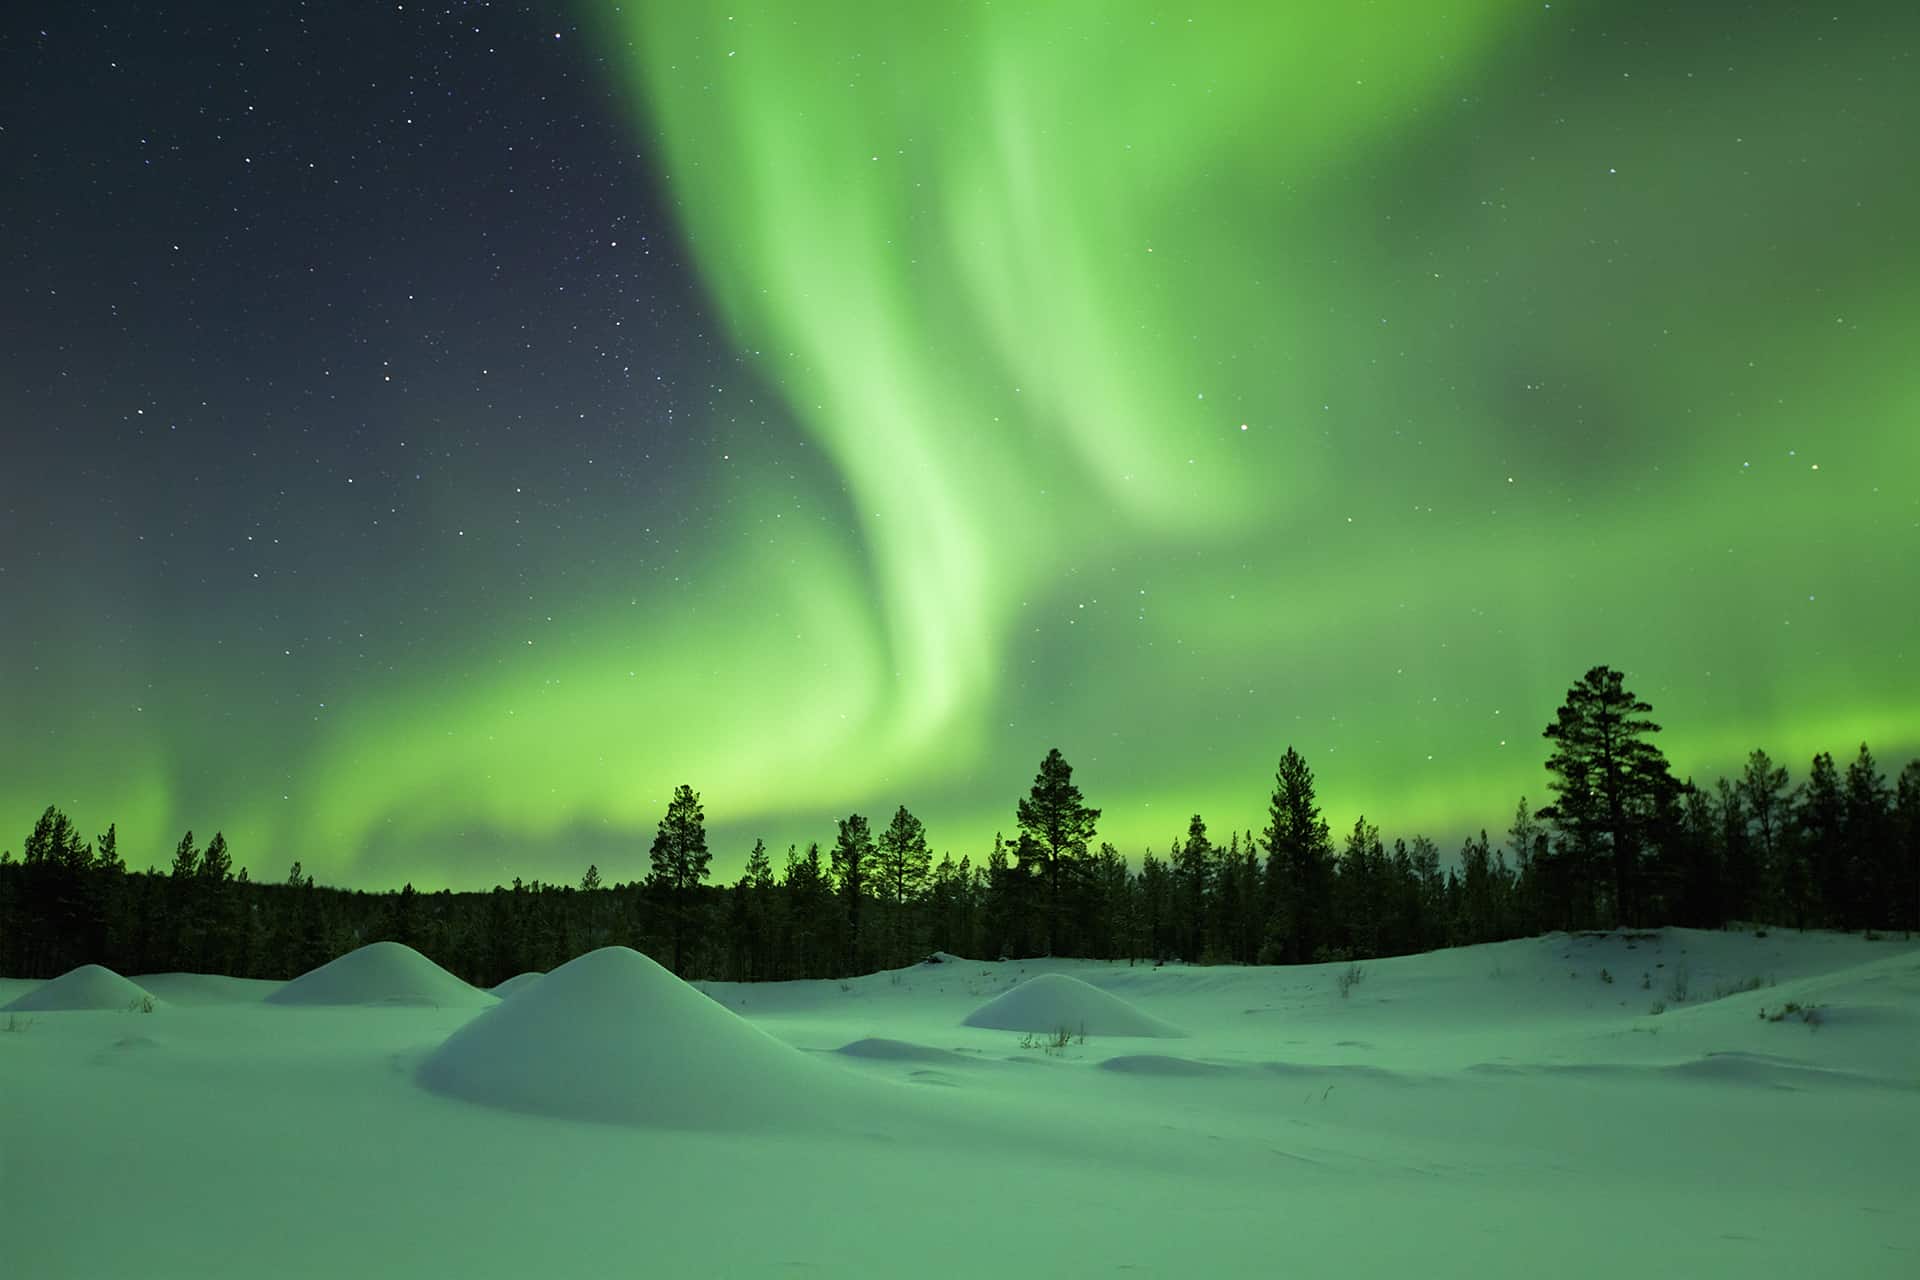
[874,805,931,966]
[831,814,874,971]
[1261,747,1332,963]
[646,784,710,975]
[1015,749,1100,956]
[1538,667,1676,928]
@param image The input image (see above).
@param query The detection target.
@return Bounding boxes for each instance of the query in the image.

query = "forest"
[4,667,1917,985]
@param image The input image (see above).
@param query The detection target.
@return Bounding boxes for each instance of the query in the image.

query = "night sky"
[5,1,1915,890]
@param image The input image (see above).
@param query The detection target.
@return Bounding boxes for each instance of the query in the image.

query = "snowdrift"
[491,971,544,998]
[963,973,1184,1037]
[267,942,494,1008]
[3,964,160,1012]
[418,946,849,1129]
[134,973,278,1005]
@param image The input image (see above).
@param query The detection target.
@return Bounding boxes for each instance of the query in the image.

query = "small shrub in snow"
[1760,1002,1823,1029]
[1711,975,1770,1000]
[1641,972,1652,990]
[127,994,156,1014]
[3,1013,31,1033]
[1016,1024,1084,1056]
[1665,964,1690,1004]
[1599,968,1613,985]
[1648,1000,1666,1016]
[1336,963,1366,999]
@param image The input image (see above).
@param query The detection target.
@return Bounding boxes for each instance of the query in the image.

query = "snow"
[266,940,496,1008]
[419,947,856,1129]
[3,927,1918,1277]
[489,970,544,997]
[961,970,1185,1037]
[3,963,160,1012]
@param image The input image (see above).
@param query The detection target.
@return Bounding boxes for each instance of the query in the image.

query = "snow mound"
[491,972,544,998]
[1098,1053,1236,1077]
[3,964,161,1012]
[962,973,1184,1037]
[268,942,494,1008]
[836,1037,978,1065]
[418,946,844,1129]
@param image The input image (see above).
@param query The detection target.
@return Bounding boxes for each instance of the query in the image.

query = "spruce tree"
[1261,746,1333,963]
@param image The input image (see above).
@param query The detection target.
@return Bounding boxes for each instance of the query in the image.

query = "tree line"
[3,667,1917,985]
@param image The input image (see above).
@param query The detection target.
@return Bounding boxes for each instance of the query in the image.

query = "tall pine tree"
[1015,749,1100,956]
[646,784,711,975]
[1261,747,1333,963]
[1538,667,1676,928]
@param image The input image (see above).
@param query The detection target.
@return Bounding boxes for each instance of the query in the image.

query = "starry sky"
[4,1,1915,889]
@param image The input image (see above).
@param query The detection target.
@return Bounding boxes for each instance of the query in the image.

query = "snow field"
[1,927,1915,1278]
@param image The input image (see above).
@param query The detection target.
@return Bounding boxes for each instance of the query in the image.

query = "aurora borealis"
[4,1,1915,889]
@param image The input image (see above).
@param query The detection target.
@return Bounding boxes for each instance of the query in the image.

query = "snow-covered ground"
[3,928,1916,1277]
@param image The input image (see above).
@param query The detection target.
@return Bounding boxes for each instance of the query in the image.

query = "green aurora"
[5,0,1915,887]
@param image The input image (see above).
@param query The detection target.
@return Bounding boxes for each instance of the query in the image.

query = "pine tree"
[581,864,602,891]
[200,832,232,882]
[1090,842,1129,961]
[95,823,124,874]
[1209,831,1243,963]
[1538,667,1676,928]
[1714,778,1758,924]
[781,843,829,977]
[737,838,776,979]
[981,834,1013,957]
[1139,849,1170,961]
[1171,815,1211,962]
[1015,749,1101,956]
[1798,752,1846,928]
[646,784,711,975]
[1842,744,1893,931]
[1336,817,1387,956]
[831,814,874,971]
[1895,760,1920,937]
[1739,749,1793,921]
[1260,746,1333,964]
[1670,783,1723,928]
[874,805,931,965]
[170,831,200,879]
